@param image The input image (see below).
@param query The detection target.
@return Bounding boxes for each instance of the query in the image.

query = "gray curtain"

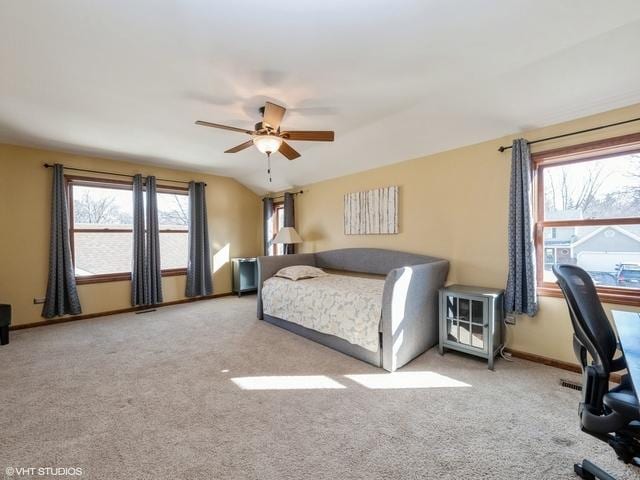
[144,176,163,305]
[283,192,295,254]
[186,181,212,297]
[505,139,538,316]
[42,164,82,318]
[263,197,273,256]
[131,174,146,306]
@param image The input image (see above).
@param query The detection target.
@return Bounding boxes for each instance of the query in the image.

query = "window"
[67,177,189,283]
[534,133,640,305]
[156,190,189,270]
[268,203,285,256]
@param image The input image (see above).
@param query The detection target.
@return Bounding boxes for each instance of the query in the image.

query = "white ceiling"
[2,1,640,194]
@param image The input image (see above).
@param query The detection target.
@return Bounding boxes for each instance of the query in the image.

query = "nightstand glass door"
[471,299,485,350]
[445,295,486,351]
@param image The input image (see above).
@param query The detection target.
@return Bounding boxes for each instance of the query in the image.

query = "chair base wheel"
[574,460,616,480]
[574,463,596,480]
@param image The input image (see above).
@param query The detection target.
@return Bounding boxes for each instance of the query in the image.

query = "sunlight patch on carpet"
[344,371,471,389]
[231,375,347,390]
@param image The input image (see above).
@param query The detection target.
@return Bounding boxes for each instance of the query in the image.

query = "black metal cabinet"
[232,258,257,297]
[0,304,11,345]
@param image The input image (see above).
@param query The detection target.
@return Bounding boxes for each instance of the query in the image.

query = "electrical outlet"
[33,297,46,304]
[504,313,517,325]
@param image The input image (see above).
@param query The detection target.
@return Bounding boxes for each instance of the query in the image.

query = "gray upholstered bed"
[257,248,449,372]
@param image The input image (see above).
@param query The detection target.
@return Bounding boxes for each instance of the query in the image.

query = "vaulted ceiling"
[2,1,640,193]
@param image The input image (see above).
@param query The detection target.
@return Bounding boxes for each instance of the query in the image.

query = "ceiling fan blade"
[224,140,254,153]
[279,141,301,160]
[195,120,254,135]
[281,130,334,142]
[263,102,286,129]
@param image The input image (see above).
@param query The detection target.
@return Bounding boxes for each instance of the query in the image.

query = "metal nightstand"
[438,285,504,370]
[232,258,258,297]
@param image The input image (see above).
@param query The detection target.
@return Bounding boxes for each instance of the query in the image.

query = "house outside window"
[534,133,640,305]
[67,176,189,283]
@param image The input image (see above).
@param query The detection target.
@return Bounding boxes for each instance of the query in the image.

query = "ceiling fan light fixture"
[253,135,283,154]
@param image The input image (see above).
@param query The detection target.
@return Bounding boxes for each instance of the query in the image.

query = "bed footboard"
[380,260,449,372]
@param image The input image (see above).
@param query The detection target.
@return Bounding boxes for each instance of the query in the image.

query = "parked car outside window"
[616,264,640,288]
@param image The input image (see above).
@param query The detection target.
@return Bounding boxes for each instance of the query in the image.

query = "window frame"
[66,175,189,284]
[533,132,640,307]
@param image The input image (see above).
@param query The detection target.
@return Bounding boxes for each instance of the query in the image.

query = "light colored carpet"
[0,296,637,479]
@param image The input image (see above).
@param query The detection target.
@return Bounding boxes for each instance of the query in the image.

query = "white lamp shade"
[253,135,283,154]
[273,227,303,244]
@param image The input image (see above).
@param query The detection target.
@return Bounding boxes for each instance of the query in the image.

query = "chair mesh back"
[552,264,617,373]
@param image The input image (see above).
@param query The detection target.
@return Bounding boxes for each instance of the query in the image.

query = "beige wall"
[291,103,640,364]
[0,144,261,327]
[2,103,639,361]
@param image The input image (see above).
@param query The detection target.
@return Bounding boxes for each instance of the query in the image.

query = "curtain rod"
[43,163,206,186]
[497,116,640,152]
[265,190,304,201]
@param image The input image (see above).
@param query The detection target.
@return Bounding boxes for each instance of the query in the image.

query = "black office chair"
[553,264,640,479]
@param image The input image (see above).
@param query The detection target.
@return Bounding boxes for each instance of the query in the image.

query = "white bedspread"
[262,274,385,352]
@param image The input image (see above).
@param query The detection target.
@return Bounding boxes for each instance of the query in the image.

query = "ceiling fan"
[195,101,334,182]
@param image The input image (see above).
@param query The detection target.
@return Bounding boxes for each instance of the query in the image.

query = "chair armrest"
[381,260,449,371]
[256,254,316,319]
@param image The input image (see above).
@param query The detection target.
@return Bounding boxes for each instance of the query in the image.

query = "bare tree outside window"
[544,154,640,220]
[545,164,608,215]
[73,187,133,225]
[158,194,188,226]
[626,154,640,212]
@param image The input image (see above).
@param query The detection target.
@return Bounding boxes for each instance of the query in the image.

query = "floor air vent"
[560,378,582,391]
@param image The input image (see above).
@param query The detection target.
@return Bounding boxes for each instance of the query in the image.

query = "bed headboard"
[314,248,440,276]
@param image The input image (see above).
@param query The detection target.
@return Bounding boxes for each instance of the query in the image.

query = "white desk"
[612,310,640,415]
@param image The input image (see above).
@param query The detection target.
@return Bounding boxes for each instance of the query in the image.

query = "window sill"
[76,273,131,285]
[538,284,640,307]
[162,268,188,277]
[75,269,187,285]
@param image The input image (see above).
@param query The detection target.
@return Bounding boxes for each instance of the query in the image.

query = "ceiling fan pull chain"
[267,152,272,183]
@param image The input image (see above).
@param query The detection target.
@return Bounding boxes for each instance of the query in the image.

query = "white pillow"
[274,265,327,281]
